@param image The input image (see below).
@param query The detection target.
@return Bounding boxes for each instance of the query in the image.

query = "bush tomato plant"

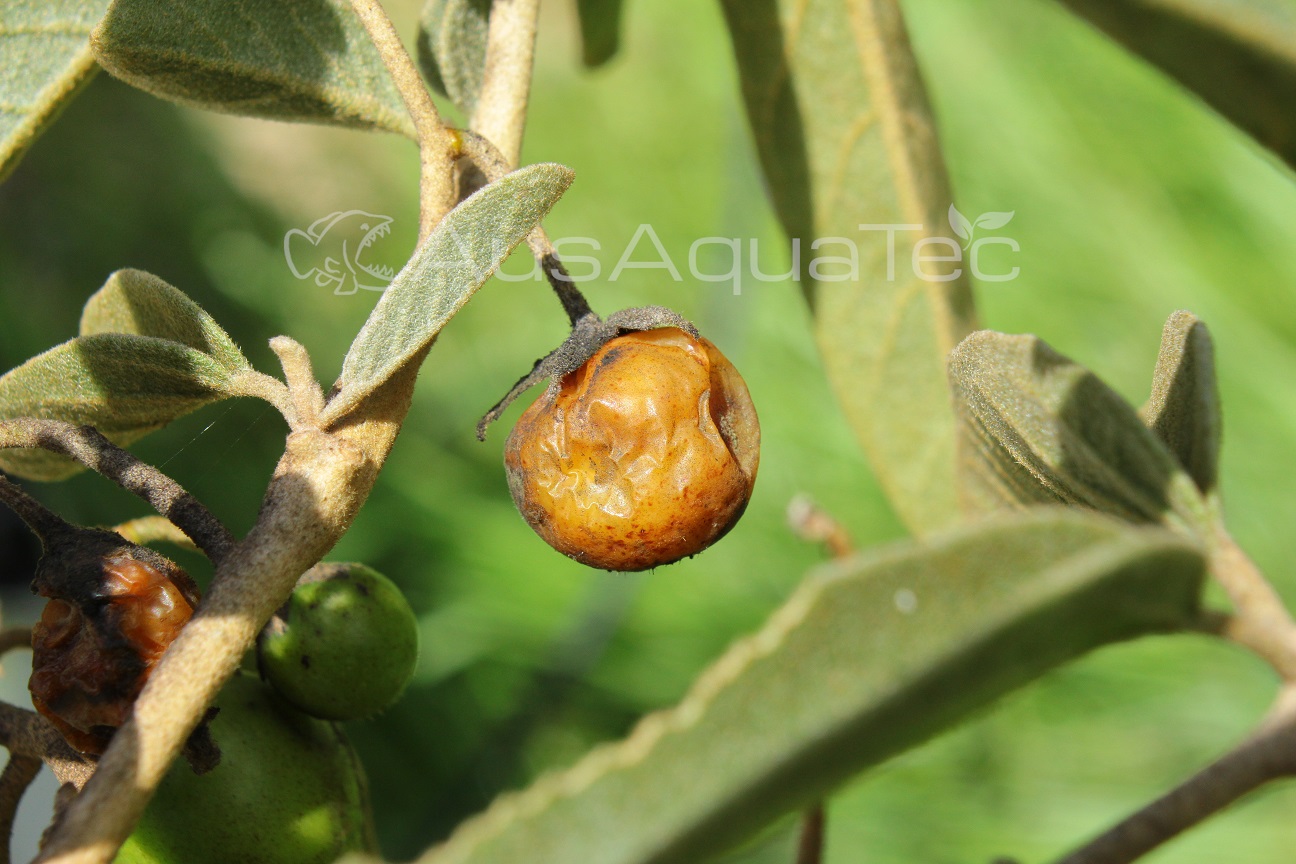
[0,1,1293,863]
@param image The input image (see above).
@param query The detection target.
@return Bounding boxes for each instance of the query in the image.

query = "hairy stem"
[787,495,855,558]
[0,704,92,791]
[796,803,825,864]
[228,370,294,422]
[786,499,848,864]
[0,755,40,864]
[472,0,541,166]
[36,356,422,864]
[349,0,457,239]
[1208,527,1296,680]
[1052,689,1296,864]
[0,420,235,565]
[459,0,542,197]
[270,336,326,429]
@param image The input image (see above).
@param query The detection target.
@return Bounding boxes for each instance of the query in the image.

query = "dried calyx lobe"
[29,522,199,756]
[476,304,699,441]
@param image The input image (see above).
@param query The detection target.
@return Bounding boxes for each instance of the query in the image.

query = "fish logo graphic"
[283,210,398,295]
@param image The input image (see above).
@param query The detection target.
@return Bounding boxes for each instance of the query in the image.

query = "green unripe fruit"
[257,563,418,721]
[115,673,374,864]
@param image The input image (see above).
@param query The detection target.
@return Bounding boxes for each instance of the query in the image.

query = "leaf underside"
[81,268,249,370]
[91,0,414,136]
[948,329,1208,534]
[1139,310,1221,495]
[416,510,1203,864]
[1056,0,1296,169]
[720,0,978,537]
[0,0,110,182]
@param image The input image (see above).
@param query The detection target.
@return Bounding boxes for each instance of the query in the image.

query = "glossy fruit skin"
[115,673,374,864]
[505,327,760,571]
[257,563,418,721]
[30,549,197,755]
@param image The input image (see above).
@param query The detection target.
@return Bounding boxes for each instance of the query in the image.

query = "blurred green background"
[2,0,1295,861]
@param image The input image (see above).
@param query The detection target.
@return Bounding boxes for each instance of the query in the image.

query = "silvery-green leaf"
[0,334,248,480]
[416,510,1203,864]
[80,269,250,373]
[417,0,491,116]
[0,0,110,182]
[576,0,624,68]
[326,163,574,421]
[91,0,414,136]
[949,329,1209,534]
[1140,310,1220,495]
[721,0,977,536]
[1056,0,1296,169]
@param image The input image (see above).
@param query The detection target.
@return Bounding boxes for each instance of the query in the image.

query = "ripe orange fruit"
[505,327,759,571]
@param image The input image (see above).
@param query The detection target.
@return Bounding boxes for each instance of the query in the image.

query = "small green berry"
[257,563,418,721]
[115,673,373,864]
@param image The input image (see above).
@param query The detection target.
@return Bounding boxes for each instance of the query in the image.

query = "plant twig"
[796,802,825,864]
[0,420,235,565]
[36,358,421,864]
[0,704,93,791]
[1207,527,1296,680]
[270,337,326,430]
[787,495,855,558]
[786,498,849,864]
[1051,688,1296,864]
[1052,526,1296,863]
[228,371,294,423]
[459,0,542,197]
[0,754,40,864]
[472,0,541,166]
[349,0,458,240]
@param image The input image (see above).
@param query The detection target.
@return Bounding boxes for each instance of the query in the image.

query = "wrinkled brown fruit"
[505,327,759,571]
[30,554,196,755]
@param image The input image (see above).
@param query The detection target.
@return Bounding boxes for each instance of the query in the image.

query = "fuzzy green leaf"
[415,510,1203,864]
[1056,0,1296,169]
[0,334,247,480]
[417,0,490,116]
[81,269,250,372]
[0,0,110,182]
[576,0,624,68]
[1140,310,1221,495]
[949,330,1209,533]
[90,0,414,136]
[327,163,574,421]
[720,0,977,537]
